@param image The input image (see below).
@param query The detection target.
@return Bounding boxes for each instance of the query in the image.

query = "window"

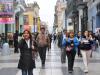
[23,15,29,25]
[97,3,100,11]
[8,24,11,32]
[93,0,95,2]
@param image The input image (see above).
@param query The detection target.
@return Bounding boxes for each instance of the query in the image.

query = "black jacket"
[18,39,35,70]
[79,37,92,50]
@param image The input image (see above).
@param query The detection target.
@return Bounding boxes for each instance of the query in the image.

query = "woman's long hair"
[23,30,32,41]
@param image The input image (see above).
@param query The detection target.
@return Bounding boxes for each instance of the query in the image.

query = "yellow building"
[23,11,33,26]
[23,2,40,32]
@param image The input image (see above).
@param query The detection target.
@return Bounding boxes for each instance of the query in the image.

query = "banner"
[0,0,14,24]
[0,17,14,24]
[0,0,14,15]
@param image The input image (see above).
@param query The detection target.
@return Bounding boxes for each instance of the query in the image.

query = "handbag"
[66,46,73,51]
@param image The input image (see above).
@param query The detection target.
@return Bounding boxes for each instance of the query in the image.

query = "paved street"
[0,42,100,75]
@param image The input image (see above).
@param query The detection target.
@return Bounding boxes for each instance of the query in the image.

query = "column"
[79,9,83,32]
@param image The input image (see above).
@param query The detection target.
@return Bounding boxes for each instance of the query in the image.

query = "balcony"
[76,0,87,9]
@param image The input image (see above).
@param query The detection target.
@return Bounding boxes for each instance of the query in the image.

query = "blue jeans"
[22,69,33,75]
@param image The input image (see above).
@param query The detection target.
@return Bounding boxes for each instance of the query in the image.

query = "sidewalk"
[0,43,100,75]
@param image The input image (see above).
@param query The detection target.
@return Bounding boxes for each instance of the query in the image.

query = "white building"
[54,0,66,33]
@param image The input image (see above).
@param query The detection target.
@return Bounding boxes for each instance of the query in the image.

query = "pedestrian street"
[0,42,100,75]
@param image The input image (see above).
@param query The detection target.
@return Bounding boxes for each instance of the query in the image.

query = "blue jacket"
[62,37,79,48]
[67,37,79,48]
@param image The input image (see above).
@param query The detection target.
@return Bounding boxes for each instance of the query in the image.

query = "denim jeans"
[22,69,33,75]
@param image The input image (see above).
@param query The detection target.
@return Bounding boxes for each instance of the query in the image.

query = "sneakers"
[84,69,88,73]
[42,63,45,69]
[68,69,73,73]
[68,70,73,73]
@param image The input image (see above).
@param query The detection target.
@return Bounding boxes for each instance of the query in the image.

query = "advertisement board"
[0,0,14,15]
[0,0,14,24]
[0,17,14,24]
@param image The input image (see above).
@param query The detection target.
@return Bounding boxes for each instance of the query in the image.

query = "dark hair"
[83,31,89,38]
[23,30,32,40]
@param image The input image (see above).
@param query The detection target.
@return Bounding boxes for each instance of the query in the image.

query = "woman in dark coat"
[18,30,35,75]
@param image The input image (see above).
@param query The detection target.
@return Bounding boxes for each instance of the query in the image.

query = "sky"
[25,0,57,33]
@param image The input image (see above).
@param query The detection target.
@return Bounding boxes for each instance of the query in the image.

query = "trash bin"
[1,43,10,56]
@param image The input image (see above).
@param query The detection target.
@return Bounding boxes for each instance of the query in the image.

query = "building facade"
[23,2,40,33]
[0,0,26,34]
[65,0,92,33]
[88,0,100,33]
[65,0,100,33]
[53,0,66,33]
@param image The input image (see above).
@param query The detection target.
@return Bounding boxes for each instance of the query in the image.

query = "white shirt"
[25,39,30,48]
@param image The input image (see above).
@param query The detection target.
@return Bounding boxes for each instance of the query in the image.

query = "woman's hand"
[71,44,74,46]
[32,45,34,49]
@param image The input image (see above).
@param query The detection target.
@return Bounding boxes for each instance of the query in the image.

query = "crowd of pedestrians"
[0,27,100,75]
[57,29,100,73]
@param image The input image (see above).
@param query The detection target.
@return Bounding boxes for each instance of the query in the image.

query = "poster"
[0,0,14,15]
[0,0,14,24]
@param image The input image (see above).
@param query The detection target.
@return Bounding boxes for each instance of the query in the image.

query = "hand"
[71,44,74,46]
[81,41,83,44]
[32,46,34,49]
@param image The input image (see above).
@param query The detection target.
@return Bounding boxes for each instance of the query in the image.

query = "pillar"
[79,9,83,32]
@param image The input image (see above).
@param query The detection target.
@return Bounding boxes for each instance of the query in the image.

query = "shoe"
[42,63,45,69]
[68,69,73,73]
[68,70,73,73]
[42,65,45,69]
[61,61,66,64]
[84,69,88,73]
[78,54,82,57]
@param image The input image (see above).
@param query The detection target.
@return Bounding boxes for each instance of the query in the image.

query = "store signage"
[0,0,14,24]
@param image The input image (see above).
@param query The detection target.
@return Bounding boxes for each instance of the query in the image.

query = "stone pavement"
[0,43,100,75]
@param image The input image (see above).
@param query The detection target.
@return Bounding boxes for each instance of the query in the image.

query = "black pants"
[66,50,76,71]
[61,48,66,63]
[38,46,47,65]
[78,46,82,56]
[22,69,33,75]
[14,41,19,53]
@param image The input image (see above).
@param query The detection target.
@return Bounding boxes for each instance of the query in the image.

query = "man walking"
[13,30,19,53]
[36,26,50,68]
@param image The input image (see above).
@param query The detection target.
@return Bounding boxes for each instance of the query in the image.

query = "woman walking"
[66,32,79,73]
[80,31,92,73]
[18,30,35,75]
